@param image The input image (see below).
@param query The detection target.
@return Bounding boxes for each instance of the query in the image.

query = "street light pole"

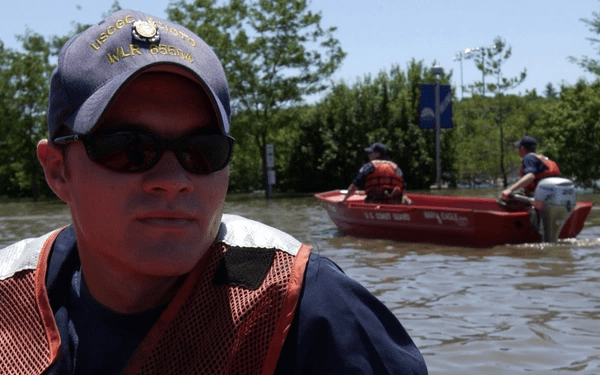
[453,49,468,100]
[462,45,496,97]
[482,51,486,97]
[431,65,444,190]
[462,47,480,96]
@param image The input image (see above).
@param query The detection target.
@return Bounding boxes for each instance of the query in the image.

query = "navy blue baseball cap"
[514,136,537,148]
[48,9,231,141]
[364,142,387,154]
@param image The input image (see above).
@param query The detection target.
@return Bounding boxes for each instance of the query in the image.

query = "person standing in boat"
[340,142,412,204]
[501,135,560,201]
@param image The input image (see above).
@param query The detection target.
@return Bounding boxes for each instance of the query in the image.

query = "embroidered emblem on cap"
[132,20,160,43]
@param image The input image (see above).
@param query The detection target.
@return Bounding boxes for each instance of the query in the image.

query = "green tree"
[285,60,455,192]
[569,5,600,75]
[537,80,600,185]
[168,0,345,195]
[456,37,528,187]
[465,36,526,97]
[544,82,558,98]
[0,32,55,199]
[452,94,539,187]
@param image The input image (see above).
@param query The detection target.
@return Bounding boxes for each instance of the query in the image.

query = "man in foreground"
[341,142,412,205]
[501,135,560,201]
[0,9,427,374]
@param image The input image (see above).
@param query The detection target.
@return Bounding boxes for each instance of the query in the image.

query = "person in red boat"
[341,142,412,205]
[502,135,560,201]
[0,10,427,375]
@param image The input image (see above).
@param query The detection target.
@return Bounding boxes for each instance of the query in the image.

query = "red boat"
[314,189,593,248]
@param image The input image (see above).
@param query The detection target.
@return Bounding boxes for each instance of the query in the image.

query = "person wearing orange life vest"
[341,142,412,205]
[0,10,427,375]
[501,135,561,201]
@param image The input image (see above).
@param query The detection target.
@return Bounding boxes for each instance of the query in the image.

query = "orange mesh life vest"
[519,153,560,196]
[364,160,404,200]
[0,217,311,375]
[0,230,61,375]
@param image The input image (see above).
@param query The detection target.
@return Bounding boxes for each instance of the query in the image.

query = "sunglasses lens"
[87,131,232,174]
[178,134,233,174]
[90,132,159,172]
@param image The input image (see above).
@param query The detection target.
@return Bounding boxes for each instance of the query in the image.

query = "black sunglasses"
[53,130,234,174]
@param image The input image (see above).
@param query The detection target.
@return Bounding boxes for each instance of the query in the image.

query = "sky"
[2,0,599,99]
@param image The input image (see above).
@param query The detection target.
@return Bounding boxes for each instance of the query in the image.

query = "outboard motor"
[532,177,576,242]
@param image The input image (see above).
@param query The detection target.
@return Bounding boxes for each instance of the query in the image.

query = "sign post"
[433,67,442,189]
[265,144,275,199]
[419,66,451,189]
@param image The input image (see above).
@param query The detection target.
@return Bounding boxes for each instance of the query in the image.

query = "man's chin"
[127,238,209,275]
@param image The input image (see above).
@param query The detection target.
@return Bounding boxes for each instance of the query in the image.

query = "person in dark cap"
[0,10,427,375]
[501,135,560,201]
[341,142,412,204]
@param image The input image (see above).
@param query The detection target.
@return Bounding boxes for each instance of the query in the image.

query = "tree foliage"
[544,82,558,99]
[569,6,600,75]
[452,36,529,187]
[0,4,598,198]
[537,80,600,185]
[465,36,526,97]
[283,60,456,192]
[0,33,55,199]
[452,95,544,186]
[168,0,346,194]
[0,11,84,200]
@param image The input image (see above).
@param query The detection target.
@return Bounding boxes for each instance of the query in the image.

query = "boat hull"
[314,190,593,248]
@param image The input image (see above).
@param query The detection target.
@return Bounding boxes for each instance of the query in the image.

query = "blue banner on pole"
[419,84,453,129]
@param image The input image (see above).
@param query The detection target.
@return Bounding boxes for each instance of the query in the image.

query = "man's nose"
[141,150,194,195]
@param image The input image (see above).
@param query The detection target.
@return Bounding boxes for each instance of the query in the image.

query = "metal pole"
[435,76,441,189]
[453,51,465,100]
[459,56,464,100]
[481,51,485,97]
[266,176,272,199]
[265,144,275,199]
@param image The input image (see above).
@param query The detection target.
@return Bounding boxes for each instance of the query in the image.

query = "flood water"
[1,188,599,375]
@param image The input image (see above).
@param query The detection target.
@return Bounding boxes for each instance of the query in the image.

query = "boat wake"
[515,237,600,250]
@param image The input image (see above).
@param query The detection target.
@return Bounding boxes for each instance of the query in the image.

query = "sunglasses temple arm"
[52,134,82,145]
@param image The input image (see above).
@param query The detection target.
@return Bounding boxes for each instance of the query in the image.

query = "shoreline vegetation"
[1,3,599,200]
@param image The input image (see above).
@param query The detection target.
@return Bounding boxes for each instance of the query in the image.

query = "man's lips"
[135,211,197,227]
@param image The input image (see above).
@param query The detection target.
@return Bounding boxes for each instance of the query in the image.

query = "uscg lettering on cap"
[89,15,135,50]
[93,16,196,65]
[106,44,142,65]
[146,17,197,47]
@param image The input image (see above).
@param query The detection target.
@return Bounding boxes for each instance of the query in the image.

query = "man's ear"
[37,139,71,203]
